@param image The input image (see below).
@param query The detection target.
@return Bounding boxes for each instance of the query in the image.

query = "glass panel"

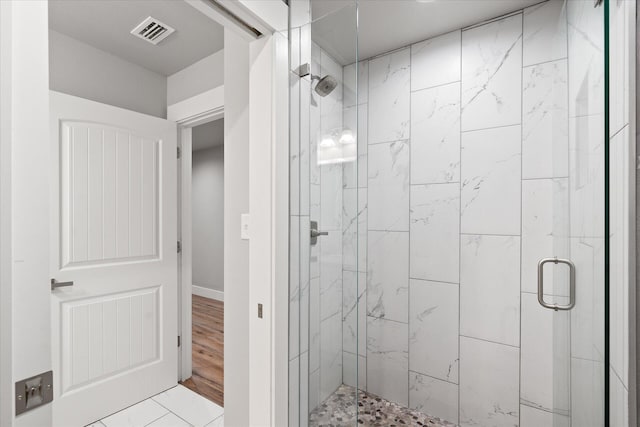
[288,0,606,426]
[288,1,359,426]
[525,2,605,425]
[565,1,606,425]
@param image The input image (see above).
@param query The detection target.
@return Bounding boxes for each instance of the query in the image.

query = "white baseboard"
[192,284,224,302]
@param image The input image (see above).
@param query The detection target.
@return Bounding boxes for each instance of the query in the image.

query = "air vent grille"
[131,17,175,45]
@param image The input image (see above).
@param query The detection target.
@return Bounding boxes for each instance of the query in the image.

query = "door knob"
[51,278,74,291]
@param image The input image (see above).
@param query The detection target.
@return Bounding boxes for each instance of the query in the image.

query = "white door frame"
[1,2,52,426]
[168,87,224,381]
[178,2,289,425]
[0,2,14,426]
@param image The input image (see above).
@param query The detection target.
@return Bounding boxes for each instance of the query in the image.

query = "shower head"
[295,64,338,98]
[314,75,338,97]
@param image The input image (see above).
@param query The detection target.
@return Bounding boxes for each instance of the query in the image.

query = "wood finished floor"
[180,295,224,407]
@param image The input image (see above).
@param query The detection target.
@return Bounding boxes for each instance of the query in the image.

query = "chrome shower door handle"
[537,257,576,311]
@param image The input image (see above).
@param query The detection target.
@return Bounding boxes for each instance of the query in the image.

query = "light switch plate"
[241,213,250,240]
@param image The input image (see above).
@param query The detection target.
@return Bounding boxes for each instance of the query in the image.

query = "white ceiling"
[311,0,545,64]
[193,119,224,151]
[49,0,225,76]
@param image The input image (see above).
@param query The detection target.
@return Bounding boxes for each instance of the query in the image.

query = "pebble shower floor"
[309,385,457,427]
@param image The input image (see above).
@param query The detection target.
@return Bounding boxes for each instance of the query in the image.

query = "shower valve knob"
[310,220,328,245]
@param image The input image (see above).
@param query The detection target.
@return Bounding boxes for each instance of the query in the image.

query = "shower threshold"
[309,384,457,426]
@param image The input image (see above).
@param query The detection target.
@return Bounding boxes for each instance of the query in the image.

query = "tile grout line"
[100,397,170,427]
[410,79,462,95]
[461,122,522,134]
[408,369,459,387]
[459,232,522,237]
[149,396,209,427]
[367,138,410,147]
[521,401,569,417]
[459,334,520,349]
[144,412,192,427]
[409,181,462,186]
[207,414,224,427]
[131,401,171,427]
[365,315,409,326]
[523,55,569,69]
[409,277,459,286]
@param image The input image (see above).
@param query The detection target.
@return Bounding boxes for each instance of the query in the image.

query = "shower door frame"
[604,2,611,425]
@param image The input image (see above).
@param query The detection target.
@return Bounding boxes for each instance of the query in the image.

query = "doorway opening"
[180,118,225,407]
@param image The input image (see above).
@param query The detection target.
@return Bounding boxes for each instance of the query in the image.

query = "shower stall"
[288,0,617,425]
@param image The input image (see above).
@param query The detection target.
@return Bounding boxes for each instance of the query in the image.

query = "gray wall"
[49,30,167,118]
[167,49,224,105]
[192,145,224,293]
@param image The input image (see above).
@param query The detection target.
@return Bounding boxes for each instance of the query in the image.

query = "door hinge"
[178,336,182,347]
[177,146,181,159]
[177,241,182,253]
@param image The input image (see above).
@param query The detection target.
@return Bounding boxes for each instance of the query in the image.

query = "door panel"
[60,287,160,394]
[50,91,178,427]
[60,122,160,268]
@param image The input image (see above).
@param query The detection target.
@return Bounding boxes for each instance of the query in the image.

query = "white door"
[49,91,178,426]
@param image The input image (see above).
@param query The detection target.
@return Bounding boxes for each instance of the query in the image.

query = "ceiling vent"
[130,17,175,45]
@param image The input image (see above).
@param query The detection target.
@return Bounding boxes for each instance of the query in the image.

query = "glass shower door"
[522,0,606,425]
[288,1,360,426]
[545,1,605,425]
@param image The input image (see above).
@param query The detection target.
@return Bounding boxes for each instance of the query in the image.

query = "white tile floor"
[88,385,224,427]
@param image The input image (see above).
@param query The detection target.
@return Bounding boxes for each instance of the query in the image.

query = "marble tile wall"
[337,1,610,426]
